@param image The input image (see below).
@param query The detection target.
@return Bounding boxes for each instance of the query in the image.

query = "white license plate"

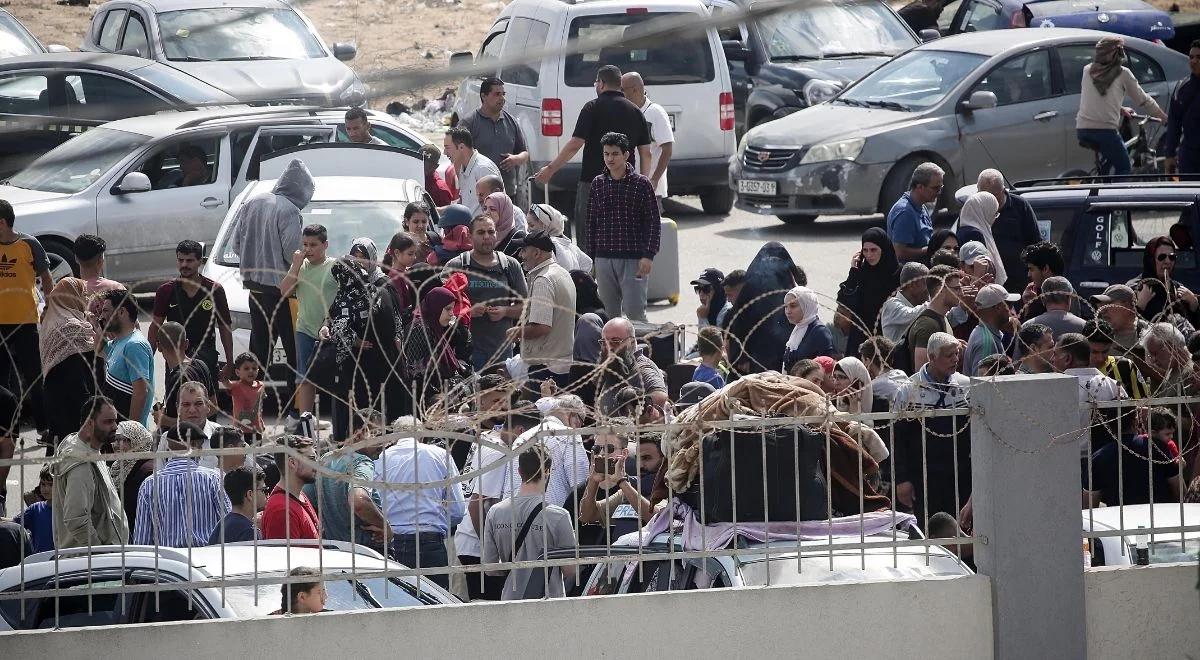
[272,346,287,366]
[737,179,776,195]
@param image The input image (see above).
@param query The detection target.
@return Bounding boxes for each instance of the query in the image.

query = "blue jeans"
[389,533,449,589]
[1077,128,1130,175]
[295,332,318,385]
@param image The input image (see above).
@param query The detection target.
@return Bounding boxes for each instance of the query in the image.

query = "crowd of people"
[3,56,1200,604]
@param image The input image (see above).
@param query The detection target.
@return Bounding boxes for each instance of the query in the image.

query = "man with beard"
[595,317,667,414]
[149,239,233,380]
[95,289,154,426]
[52,396,128,548]
[445,216,527,370]
[261,435,321,540]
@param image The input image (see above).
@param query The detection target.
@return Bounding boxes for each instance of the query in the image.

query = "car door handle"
[1033,111,1057,121]
[200,197,224,209]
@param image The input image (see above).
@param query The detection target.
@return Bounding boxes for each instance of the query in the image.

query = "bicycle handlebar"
[1127,112,1163,124]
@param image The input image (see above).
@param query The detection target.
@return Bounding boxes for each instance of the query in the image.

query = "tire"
[699,186,734,215]
[777,214,817,226]
[40,238,78,282]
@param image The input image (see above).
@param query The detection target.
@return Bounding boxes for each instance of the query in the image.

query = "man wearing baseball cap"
[1091,284,1149,353]
[964,283,1015,377]
[1022,276,1085,340]
[958,241,994,285]
[507,231,577,389]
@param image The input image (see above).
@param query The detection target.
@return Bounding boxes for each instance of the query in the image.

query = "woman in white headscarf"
[830,356,889,462]
[955,190,1007,287]
[528,203,593,271]
[781,285,834,373]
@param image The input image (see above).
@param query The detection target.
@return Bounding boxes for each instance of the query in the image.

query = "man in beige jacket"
[53,396,128,548]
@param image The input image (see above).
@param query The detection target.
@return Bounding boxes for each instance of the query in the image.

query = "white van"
[450,0,736,214]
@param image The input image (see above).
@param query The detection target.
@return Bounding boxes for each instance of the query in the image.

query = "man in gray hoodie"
[229,159,313,376]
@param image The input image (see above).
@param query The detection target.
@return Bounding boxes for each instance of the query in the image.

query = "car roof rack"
[22,545,197,566]
[174,104,328,129]
[1013,174,1200,191]
[220,539,387,560]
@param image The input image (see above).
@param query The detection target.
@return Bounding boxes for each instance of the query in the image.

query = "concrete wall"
[2,575,994,660]
[1085,563,1200,660]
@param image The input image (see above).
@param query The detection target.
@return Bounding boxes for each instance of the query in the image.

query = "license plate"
[737,179,776,195]
[272,346,287,366]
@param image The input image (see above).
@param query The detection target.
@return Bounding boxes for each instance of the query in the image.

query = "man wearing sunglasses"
[886,162,944,263]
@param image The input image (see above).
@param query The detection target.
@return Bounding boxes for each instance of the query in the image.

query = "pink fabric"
[485,191,515,239]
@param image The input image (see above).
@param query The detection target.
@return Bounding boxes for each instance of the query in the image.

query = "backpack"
[890,308,947,375]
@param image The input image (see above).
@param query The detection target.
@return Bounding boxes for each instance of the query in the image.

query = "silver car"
[80,0,364,107]
[729,28,1188,225]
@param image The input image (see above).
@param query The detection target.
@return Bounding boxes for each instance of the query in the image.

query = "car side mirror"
[449,51,474,69]
[199,241,210,262]
[721,40,751,62]
[918,28,940,42]
[960,90,997,112]
[332,42,357,61]
[112,171,151,194]
[46,44,70,53]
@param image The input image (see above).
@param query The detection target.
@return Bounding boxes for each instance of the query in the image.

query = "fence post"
[970,373,1085,660]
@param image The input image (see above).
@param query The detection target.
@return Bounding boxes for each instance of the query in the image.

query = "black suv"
[1015,176,1200,302]
[709,0,928,135]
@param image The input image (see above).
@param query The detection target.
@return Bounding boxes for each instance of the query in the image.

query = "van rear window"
[564,13,715,87]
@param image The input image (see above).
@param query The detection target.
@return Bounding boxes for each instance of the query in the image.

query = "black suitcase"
[667,362,697,400]
[679,423,828,524]
[631,321,684,371]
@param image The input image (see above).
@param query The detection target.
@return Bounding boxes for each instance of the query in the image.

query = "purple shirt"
[586,170,661,259]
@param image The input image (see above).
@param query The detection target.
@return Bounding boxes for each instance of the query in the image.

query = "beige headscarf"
[109,420,155,484]
[1091,36,1125,96]
[957,191,1007,286]
[39,277,97,376]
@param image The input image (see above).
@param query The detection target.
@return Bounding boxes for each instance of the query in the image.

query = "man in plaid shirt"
[587,132,661,321]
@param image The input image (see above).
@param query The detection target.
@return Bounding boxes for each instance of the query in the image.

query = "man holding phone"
[444,216,528,370]
[575,422,654,546]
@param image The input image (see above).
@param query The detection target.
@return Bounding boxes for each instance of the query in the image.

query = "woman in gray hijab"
[1075,35,1166,175]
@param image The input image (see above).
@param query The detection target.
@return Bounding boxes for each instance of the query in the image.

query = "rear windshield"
[564,12,715,87]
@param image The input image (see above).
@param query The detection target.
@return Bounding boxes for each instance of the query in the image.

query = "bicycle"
[1076,112,1164,177]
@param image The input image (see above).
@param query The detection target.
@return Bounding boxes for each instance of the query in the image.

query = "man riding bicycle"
[1076,36,1168,176]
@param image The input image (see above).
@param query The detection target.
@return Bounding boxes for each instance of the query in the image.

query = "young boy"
[1084,407,1183,507]
[16,466,54,552]
[228,353,265,441]
[692,326,726,389]
[281,224,337,416]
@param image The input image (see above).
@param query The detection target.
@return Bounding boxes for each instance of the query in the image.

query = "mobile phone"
[592,456,618,475]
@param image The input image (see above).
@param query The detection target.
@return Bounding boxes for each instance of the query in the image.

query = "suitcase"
[647,218,680,304]
[678,422,828,524]
[667,361,698,400]
[631,320,684,371]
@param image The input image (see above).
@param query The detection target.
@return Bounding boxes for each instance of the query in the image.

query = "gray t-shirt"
[445,251,528,367]
[1022,309,1086,340]
[459,109,529,194]
[482,494,576,600]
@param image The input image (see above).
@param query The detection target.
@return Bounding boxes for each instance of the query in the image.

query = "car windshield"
[0,13,41,58]
[8,127,150,194]
[223,575,426,617]
[1148,538,1200,564]
[215,200,408,266]
[837,50,986,111]
[757,1,916,61]
[158,8,326,61]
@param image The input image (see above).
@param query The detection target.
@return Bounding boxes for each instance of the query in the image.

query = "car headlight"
[800,137,865,165]
[802,79,842,106]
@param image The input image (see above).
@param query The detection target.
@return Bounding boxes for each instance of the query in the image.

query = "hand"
[319,326,331,341]
[1165,156,1178,175]
[486,305,506,322]
[1021,282,1037,306]
[533,166,553,185]
[1135,281,1154,310]
[851,250,862,268]
[1180,285,1198,310]
[291,249,305,266]
[895,481,915,508]
[470,302,487,318]
[499,153,525,170]
[540,379,558,397]
[958,497,974,534]
[589,462,606,485]
[636,258,653,278]
[504,325,522,343]
[1120,106,1134,118]
[219,363,234,383]
[357,339,374,350]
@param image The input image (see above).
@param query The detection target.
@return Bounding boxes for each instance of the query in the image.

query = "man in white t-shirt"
[444,126,501,217]
[621,72,674,204]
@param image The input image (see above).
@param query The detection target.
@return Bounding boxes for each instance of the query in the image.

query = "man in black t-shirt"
[149,240,233,380]
[534,64,651,254]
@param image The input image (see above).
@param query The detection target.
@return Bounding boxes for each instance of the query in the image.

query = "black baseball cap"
[690,268,724,287]
[509,230,556,253]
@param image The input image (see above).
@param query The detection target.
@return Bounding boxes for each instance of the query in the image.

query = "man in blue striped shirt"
[133,422,230,547]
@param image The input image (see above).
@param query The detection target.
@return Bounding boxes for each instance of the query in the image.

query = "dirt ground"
[3,0,496,110]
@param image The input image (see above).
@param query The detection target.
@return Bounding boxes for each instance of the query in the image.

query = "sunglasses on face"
[595,444,621,455]
[694,285,712,294]
[1158,253,1178,262]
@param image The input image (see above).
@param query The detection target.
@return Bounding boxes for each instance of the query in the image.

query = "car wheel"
[699,186,734,215]
[777,214,816,226]
[41,238,78,282]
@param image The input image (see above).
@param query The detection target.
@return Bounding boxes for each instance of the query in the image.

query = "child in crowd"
[271,567,327,615]
[16,466,54,552]
[281,224,336,417]
[790,358,823,384]
[692,326,726,389]
[228,353,265,441]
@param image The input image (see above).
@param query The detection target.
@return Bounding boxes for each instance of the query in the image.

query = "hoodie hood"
[53,433,100,478]
[272,159,315,210]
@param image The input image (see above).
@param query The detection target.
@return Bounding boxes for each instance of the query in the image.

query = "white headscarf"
[956,191,1007,286]
[835,356,874,414]
[784,286,820,351]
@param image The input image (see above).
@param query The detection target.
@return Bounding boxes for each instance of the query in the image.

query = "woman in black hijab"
[1133,236,1200,328]
[837,227,900,358]
[725,242,806,376]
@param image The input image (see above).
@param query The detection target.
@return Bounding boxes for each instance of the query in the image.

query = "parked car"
[567,525,972,598]
[0,53,240,179]
[1006,176,1200,303]
[0,540,459,631]
[201,142,435,384]
[937,0,1174,43]
[0,8,69,57]
[0,105,429,284]
[1084,503,1200,566]
[449,0,737,214]
[729,28,1187,225]
[709,0,925,135]
[81,0,364,107]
